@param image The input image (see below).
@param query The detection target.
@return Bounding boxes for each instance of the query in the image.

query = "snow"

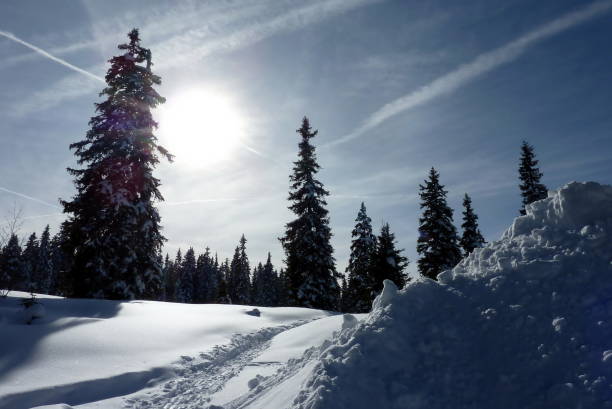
[3,181,612,409]
[0,294,338,409]
[265,181,612,409]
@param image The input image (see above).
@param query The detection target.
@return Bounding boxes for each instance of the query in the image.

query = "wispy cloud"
[8,0,381,117]
[0,30,104,82]
[329,0,612,146]
[0,187,61,209]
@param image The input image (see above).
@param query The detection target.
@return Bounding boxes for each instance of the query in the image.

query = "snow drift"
[282,182,612,409]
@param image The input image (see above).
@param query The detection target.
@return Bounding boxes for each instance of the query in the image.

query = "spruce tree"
[417,168,462,280]
[49,228,71,296]
[251,262,264,306]
[60,29,171,300]
[251,253,279,306]
[35,225,53,294]
[280,117,339,310]
[177,248,196,303]
[205,253,221,303]
[217,259,231,304]
[21,233,39,292]
[460,194,486,256]
[345,202,377,313]
[1,234,24,294]
[339,275,350,313]
[228,235,251,305]
[518,141,548,215]
[371,223,409,293]
[164,249,182,302]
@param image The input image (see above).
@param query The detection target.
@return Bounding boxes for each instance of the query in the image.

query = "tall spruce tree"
[460,194,486,256]
[345,202,377,313]
[217,259,231,304]
[280,117,338,310]
[417,168,462,280]
[228,235,251,305]
[60,29,171,300]
[371,223,408,293]
[518,141,548,215]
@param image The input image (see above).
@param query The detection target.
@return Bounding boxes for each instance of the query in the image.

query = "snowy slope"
[247,181,612,409]
[0,294,342,409]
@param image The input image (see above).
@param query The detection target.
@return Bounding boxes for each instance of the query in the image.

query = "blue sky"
[1,0,611,275]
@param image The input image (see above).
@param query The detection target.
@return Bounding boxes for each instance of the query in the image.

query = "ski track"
[124,320,313,409]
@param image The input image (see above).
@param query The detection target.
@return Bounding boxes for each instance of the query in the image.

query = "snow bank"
[288,182,612,409]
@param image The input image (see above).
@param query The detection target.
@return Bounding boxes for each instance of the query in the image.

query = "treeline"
[0,30,548,313]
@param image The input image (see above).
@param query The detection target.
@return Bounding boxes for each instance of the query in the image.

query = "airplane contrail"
[0,30,104,82]
[327,0,612,147]
[0,187,61,209]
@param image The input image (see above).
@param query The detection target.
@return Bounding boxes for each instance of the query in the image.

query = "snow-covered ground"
[2,181,612,409]
[0,294,349,409]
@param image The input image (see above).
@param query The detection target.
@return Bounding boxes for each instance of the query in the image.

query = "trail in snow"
[124,320,313,409]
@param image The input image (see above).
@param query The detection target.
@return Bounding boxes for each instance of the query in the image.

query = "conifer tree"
[205,253,221,303]
[164,250,182,302]
[228,235,251,305]
[371,223,409,292]
[1,234,24,294]
[49,228,71,296]
[339,275,350,313]
[22,233,39,292]
[34,225,54,294]
[195,247,216,303]
[251,262,264,306]
[417,168,462,280]
[460,194,486,256]
[251,253,279,306]
[60,29,171,299]
[280,117,339,310]
[217,259,231,304]
[177,248,196,303]
[518,141,548,215]
[345,202,377,313]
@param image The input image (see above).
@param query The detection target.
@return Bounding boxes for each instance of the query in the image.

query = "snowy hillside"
[2,181,612,409]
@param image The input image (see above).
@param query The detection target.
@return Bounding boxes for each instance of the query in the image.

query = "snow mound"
[292,182,612,409]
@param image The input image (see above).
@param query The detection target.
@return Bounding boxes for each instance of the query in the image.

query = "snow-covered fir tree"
[177,248,196,303]
[280,117,339,310]
[371,223,408,292]
[21,232,39,292]
[1,234,24,294]
[345,202,377,313]
[60,29,171,299]
[518,140,548,215]
[417,167,462,280]
[460,194,486,256]
[228,235,251,305]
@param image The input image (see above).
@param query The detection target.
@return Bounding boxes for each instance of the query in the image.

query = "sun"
[156,88,245,168]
